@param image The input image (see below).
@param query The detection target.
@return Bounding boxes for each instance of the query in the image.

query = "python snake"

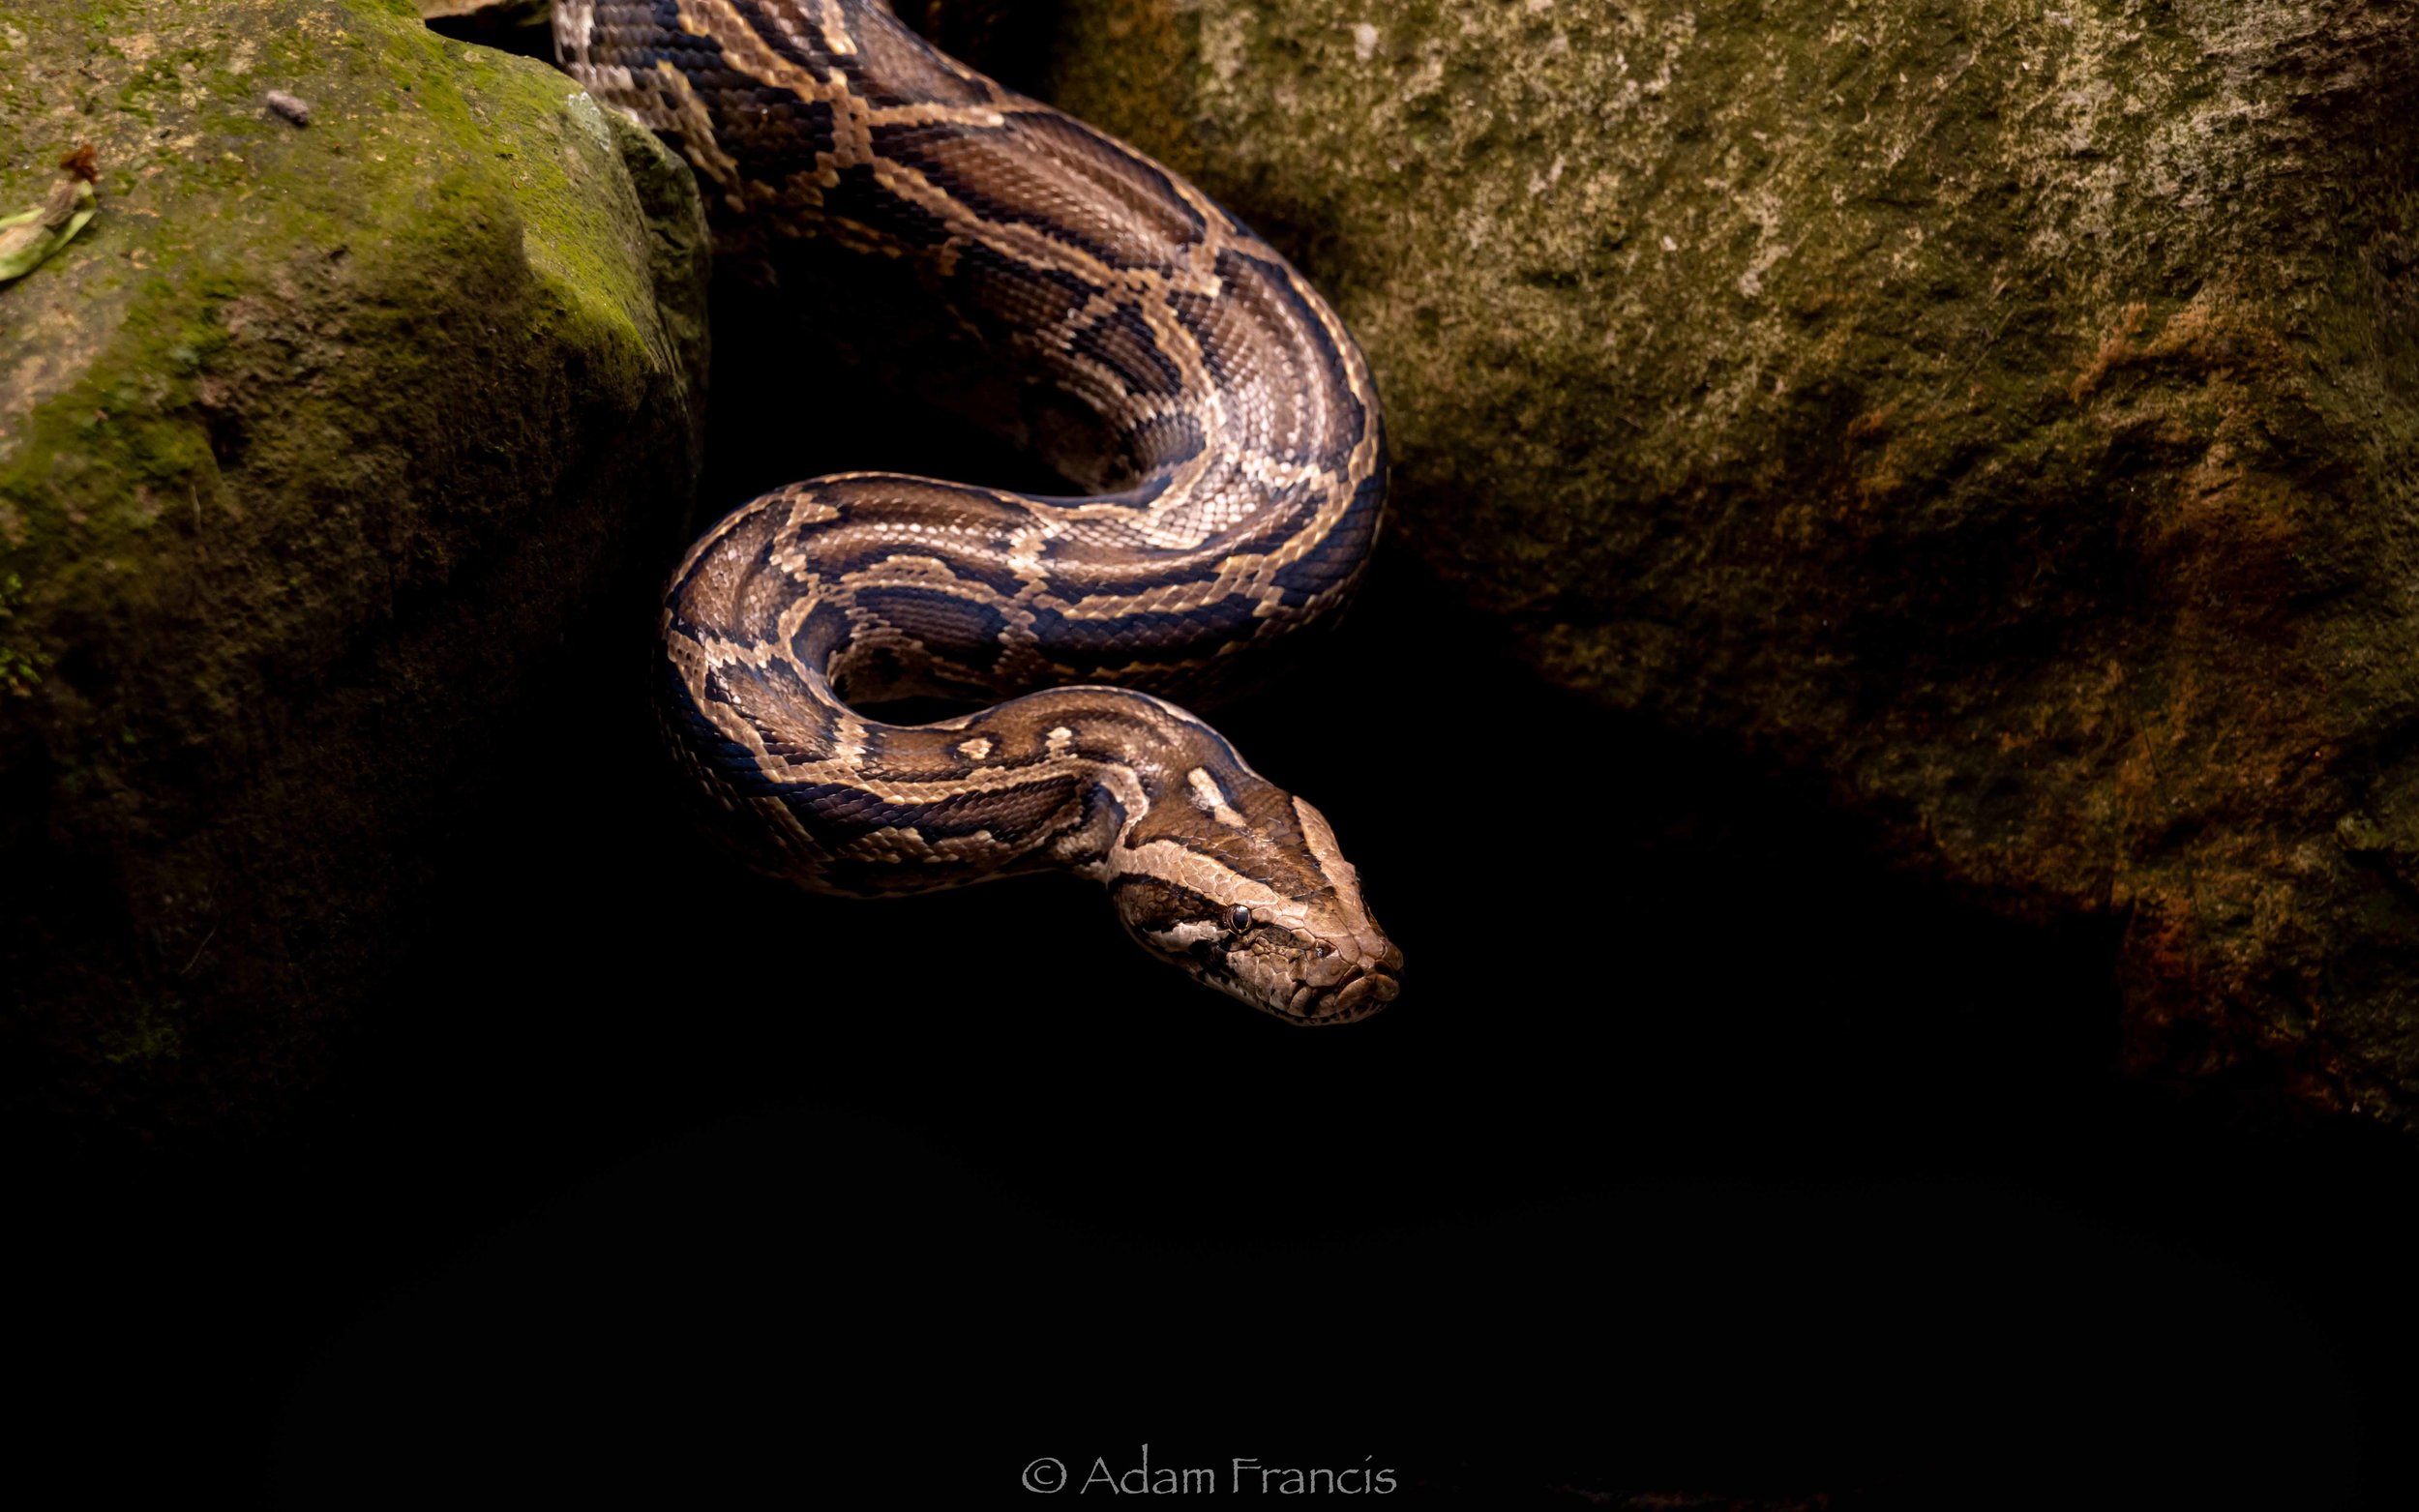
[556,0,1399,1022]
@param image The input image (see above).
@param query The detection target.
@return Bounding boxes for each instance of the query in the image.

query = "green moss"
[0,572,49,696]
[1,0,680,591]
[0,0,708,1134]
[98,999,183,1066]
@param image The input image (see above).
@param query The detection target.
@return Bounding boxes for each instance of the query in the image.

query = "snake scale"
[556,0,1399,1022]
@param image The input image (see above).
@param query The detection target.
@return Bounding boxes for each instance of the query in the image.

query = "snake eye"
[1227,904,1254,933]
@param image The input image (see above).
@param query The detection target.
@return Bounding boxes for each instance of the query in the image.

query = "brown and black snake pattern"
[556,0,1399,1021]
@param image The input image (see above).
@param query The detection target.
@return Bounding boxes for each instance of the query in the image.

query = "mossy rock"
[0,0,709,1134]
[1027,0,2419,1130]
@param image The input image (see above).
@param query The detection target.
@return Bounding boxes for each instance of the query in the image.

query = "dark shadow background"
[8,11,2415,1508]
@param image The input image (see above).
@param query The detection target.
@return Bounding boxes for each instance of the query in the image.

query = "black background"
[15,18,2419,1501]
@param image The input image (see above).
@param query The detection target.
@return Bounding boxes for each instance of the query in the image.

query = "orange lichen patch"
[1837,398,1966,512]
[2070,292,2321,644]
[1842,400,1898,442]
[2069,301,2151,402]
[2073,289,2290,407]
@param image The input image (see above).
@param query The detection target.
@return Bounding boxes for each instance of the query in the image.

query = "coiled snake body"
[557,0,1399,1021]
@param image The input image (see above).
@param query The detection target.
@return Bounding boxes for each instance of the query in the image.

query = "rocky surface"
[1021,0,2419,1130]
[0,0,709,1134]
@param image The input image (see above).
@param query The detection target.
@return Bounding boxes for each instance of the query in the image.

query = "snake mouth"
[1287,956,1402,1024]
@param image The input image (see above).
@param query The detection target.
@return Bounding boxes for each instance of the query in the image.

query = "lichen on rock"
[0,0,709,1133]
[1033,0,2419,1131]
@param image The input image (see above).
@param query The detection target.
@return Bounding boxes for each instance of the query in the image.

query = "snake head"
[1108,769,1401,1023]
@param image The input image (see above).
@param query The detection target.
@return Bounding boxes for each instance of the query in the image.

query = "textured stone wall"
[0,0,710,1132]
[1027,0,2419,1128]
